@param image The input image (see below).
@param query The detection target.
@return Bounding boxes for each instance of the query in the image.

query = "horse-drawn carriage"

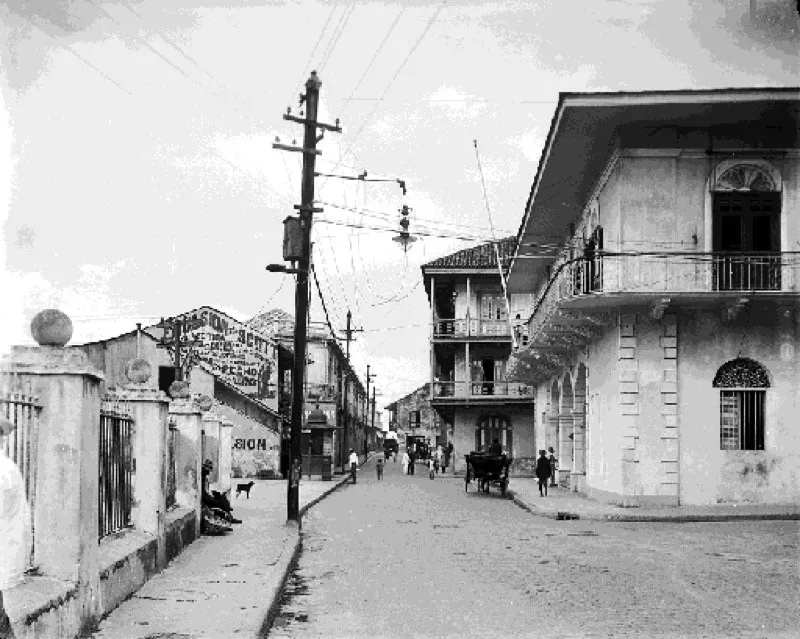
[465,452,511,496]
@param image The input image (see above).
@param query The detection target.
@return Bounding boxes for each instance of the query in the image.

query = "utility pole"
[274,71,341,524]
[156,316,203,382]
[337,309,361,473]
[365,365,376,457]
[371,386,377,453]
[339,310,363,360]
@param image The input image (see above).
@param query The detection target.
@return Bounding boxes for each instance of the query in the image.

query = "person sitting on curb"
[201,459,241,534]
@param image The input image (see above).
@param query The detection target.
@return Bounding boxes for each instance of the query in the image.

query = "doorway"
[712,192,781,291]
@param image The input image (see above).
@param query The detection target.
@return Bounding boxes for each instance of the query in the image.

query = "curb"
[260,465,363,636]
[507,491,800,522]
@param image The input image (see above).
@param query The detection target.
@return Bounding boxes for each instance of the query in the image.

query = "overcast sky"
[1,0,798,415]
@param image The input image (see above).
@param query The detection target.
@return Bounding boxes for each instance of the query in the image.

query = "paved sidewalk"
[91,459,370,639]
[507,477,800,521]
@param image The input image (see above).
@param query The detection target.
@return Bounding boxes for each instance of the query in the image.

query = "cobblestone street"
[269,459,799,638]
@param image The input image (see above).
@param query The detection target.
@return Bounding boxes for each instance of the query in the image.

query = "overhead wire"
[318,1,357,74]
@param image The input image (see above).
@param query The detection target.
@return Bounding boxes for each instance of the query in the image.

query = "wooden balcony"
[432,318,511,340]
[430,380,534,405]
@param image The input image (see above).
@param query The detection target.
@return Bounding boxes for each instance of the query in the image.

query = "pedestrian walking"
[401,450,409,475]
[408,449,416,475]
[548,447,558,487]
[428,456,435,480]
[1,419,32,639]
[536,449,552,497]
[376,456,384,481]
[349,449,358,484]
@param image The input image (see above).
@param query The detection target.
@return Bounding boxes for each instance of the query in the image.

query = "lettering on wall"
[173,307,279,409]
[234,438,278,451]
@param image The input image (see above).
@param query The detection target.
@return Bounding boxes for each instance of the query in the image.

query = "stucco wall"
[678,308,800,505]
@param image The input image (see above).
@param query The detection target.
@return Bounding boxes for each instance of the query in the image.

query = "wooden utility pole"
[156,316,203,382]
[338,309,361,471]
[274,71,341,524]
[365,365,376,456]
[340,309,362,360]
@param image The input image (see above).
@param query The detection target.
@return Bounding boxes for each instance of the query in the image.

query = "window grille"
[713,358,769,451]
[99,400,134,539]
[475,415,512,453]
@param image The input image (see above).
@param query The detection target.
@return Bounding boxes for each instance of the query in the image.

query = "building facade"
[421,241,537,474]
[249,311,370,470]
[75,306,286,480]
[384,384,440,453]
[506,88,800,506]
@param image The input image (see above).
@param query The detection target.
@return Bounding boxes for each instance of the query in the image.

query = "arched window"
[713,358,769,451]
[475,415,512,454]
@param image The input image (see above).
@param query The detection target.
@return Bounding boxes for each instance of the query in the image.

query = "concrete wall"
[678,308,800,505]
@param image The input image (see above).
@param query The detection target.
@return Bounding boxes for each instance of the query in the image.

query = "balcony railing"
[528,252,799,339]
[432,380,534,400]
[433,318,511,338]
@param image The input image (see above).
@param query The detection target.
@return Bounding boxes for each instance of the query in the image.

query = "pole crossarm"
[272,142,322,156]
[283,113,342,132]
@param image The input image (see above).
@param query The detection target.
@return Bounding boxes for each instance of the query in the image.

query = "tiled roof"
[421,237,517,270]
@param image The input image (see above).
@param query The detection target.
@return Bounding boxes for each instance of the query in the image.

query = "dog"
[235,481,255,499]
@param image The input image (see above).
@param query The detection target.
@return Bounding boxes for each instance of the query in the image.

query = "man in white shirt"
[348,449,358,484]
[1,418,32,639]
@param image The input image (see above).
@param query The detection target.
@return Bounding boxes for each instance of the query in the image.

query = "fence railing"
[99,400,134,539]
[432,380,534,399]
[0,377,41,569]
[433,318,511,338]
[166,420,178,510]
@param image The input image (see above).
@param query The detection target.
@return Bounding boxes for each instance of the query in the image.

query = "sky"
[1,0,798,420]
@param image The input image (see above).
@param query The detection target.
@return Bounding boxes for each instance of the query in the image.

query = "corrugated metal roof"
[421,237,516,270]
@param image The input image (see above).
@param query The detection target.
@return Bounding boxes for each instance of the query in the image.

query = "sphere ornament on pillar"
[195,394,214,411]
[168,380,191,399]
[125,358,152,384]
[30,309,73,347]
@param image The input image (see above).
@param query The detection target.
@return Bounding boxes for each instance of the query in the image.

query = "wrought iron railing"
[432,380,534,399]
[165,420,178,511]
[99,399,134,539]
[527,252,798,341]
[0,377,41,569]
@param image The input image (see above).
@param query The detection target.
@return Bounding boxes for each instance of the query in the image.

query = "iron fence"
[99,399,134,539]
[166,420,178,510]
[0,376,41,569]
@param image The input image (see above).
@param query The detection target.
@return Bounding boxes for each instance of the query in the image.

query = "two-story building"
[249,311,369,471]
[421,240,537,473]
[506,87,799,506]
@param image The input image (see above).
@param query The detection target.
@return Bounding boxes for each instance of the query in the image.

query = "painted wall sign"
[174,307,280,411]
[233,438,276,451]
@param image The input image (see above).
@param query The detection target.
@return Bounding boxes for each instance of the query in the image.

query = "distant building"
[421,239,538,474]
[249,311,370,469]
[384,384,443,455]
[73,306,286,479]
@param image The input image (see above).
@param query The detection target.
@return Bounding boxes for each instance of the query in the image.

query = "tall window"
[409,410,421,428]
[475,415,512,453]
[713,358,769,450]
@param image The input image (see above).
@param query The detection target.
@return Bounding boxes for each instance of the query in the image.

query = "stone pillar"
[571,396,586,493]
[115,375,170,568]
[202,410,222,487]
[170,395,204,537]
[557,414,574,485]
[218,417,233,498]
[0,310,103,624]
